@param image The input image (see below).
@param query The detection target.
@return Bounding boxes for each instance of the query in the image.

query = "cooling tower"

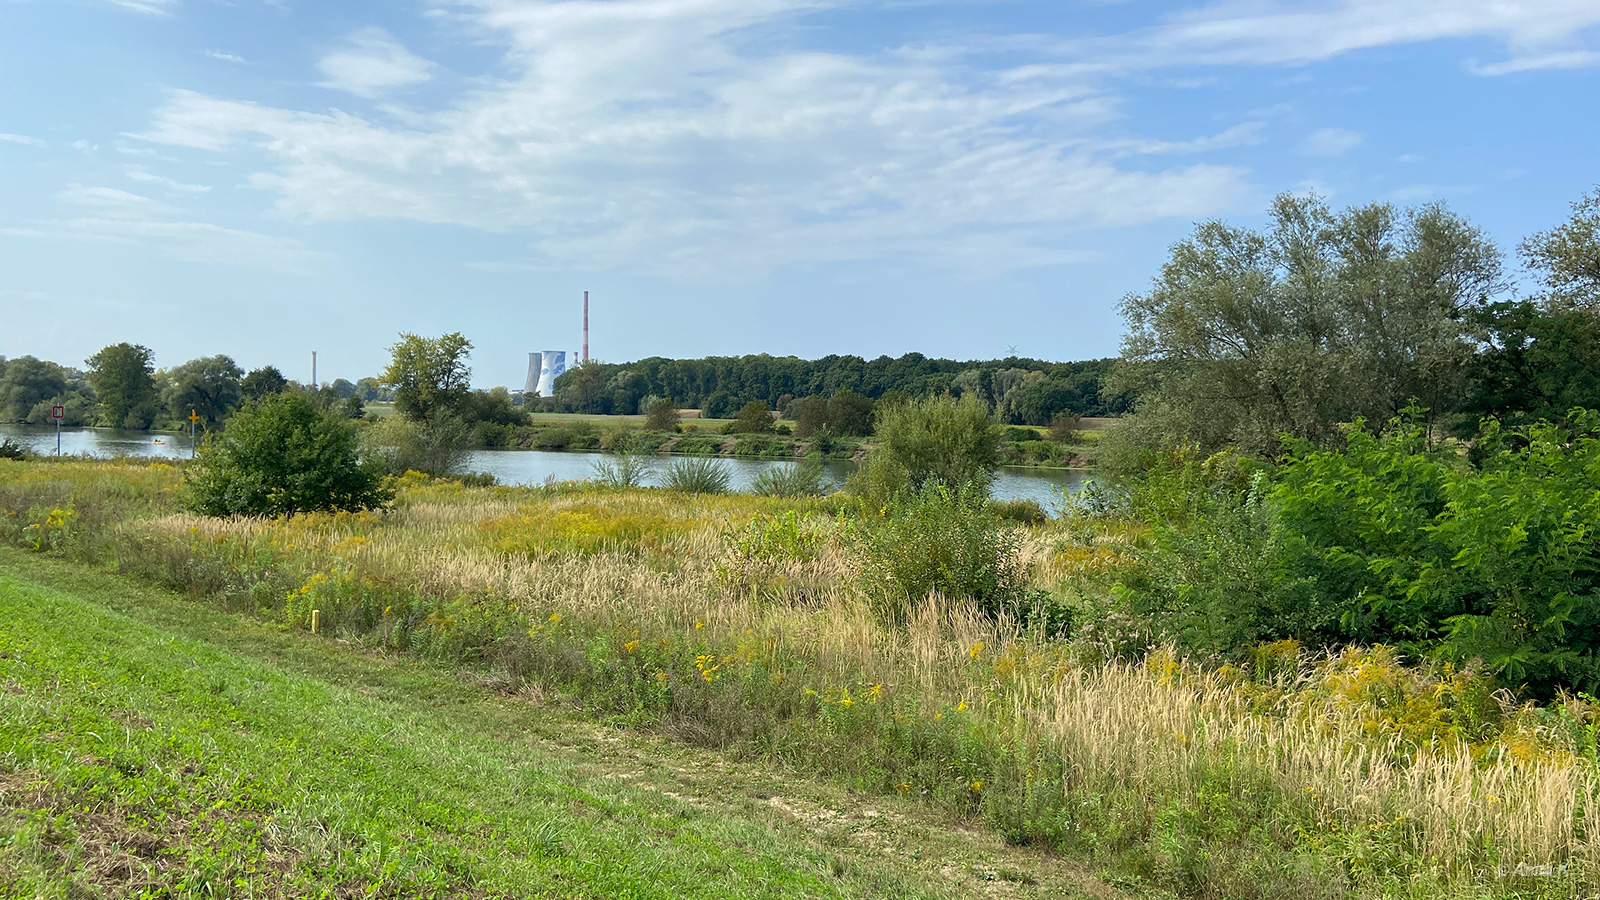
[535,350,567,397]
[523,352,543,396]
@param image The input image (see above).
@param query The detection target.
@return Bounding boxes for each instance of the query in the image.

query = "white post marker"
[51,405,64,456]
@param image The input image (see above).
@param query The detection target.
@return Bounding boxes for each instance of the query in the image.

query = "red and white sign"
[51,405,65,420]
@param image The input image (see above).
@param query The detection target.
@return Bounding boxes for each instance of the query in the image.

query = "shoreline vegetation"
[2,456,1596,898]
[1,415,1111,471]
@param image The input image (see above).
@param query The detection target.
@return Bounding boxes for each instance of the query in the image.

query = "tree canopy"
[85,343,157,430]
[1116,193,1502,456]
[381,332,473,423]
[164,355,244,429]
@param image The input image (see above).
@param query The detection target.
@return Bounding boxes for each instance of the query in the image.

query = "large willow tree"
[1114,193,1503,457]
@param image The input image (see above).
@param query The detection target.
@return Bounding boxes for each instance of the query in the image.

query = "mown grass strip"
[0,550,977,899]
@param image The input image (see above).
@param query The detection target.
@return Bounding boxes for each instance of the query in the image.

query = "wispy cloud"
[1064,0,1600,73]
[1470,49,1600,75]
[135,1,1256,278]
[1089,122,1265,158]
[125,165,211,193]
[1303,127,1363,156]
[206,50,248,65]
[103,0,179,14]
[0,132,46,147]
[317,28,435,98]
[15,183,319,272]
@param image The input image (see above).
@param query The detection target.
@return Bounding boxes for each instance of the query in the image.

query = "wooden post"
[311,609,320,635]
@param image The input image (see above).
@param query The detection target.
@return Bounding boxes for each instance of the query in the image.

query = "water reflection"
[0,424,1090,511]
[0,424,195,460]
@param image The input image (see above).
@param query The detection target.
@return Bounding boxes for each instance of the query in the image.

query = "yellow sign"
[188,411,202,425]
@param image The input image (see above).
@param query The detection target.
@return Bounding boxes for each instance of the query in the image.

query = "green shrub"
[591,450,655,488]
[669,434,722,456]
[750,460,826,498]
[0,438,25,461]
[849,395,1000,504]
[661,456,731,494]
[184,393,392,517]
[852,482,1051,626]
[365,414,473,476]
[1275,410,1600,696]
[990,498,1046,525]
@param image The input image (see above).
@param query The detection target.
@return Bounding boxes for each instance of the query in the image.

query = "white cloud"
[206,50,248,65]
[23,183,318,272]
[317,28,435,98]
[134,2,1255,278]
[1070,0,1600,72]
[1302,127,1363,156]
[1470,49,1600,75]
[59,183,169,215]
[104,0,178,14]
[1089,122,1265,157]
[0,132,46,147]
[125,166,212,193]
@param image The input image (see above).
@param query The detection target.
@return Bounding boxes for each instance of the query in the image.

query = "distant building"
[536,350,567,398]
[523,352,542,397]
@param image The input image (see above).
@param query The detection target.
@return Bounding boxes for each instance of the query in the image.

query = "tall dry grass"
[1,460,1595,897]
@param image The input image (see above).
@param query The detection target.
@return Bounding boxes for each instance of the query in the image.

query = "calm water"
[0,423,196,460]
[462,450,1089,510]
[0,424,1090,511]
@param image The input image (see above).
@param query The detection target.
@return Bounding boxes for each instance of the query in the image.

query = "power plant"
[519,292,590,398]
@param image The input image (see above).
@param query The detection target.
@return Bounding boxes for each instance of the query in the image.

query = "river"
[0,424,1091,511]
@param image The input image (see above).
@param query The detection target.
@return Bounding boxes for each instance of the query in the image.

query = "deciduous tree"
[86,343,157,430]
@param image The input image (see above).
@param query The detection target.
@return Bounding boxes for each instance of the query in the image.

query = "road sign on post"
[51,405,64,456]
[188,410,202,458]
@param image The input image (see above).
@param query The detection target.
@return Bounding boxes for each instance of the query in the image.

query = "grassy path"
[0,548,1131,899]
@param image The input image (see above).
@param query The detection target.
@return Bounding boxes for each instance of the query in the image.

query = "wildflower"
[865,683,883,701]
[624,640,639,655]
[695,621,705,629]
[548,612,561,622]
[655,670,669,683]
[968,642,985,660]
[956,701,967,712]
[970,780,983,792]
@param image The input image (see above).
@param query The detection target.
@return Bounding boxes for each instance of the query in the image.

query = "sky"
[1,0,1597,389]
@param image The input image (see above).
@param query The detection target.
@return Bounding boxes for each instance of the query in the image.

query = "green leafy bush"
[1100,412,1600,695]
[1275,411,1600,696]
[853,396,1000,501]
[852,483,1052,627]
[184,393,392,518]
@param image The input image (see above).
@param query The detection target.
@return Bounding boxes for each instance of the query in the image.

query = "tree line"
[546,353,1127,423]
[0,349,389,431]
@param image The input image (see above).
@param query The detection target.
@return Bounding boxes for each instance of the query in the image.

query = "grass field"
[1,459,1595,899]
[0,547,1127,899]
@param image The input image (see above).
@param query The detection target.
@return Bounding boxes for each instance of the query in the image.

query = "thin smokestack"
[583,290,589,364]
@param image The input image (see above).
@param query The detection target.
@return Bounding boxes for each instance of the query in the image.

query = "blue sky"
[2,0,1597,388]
